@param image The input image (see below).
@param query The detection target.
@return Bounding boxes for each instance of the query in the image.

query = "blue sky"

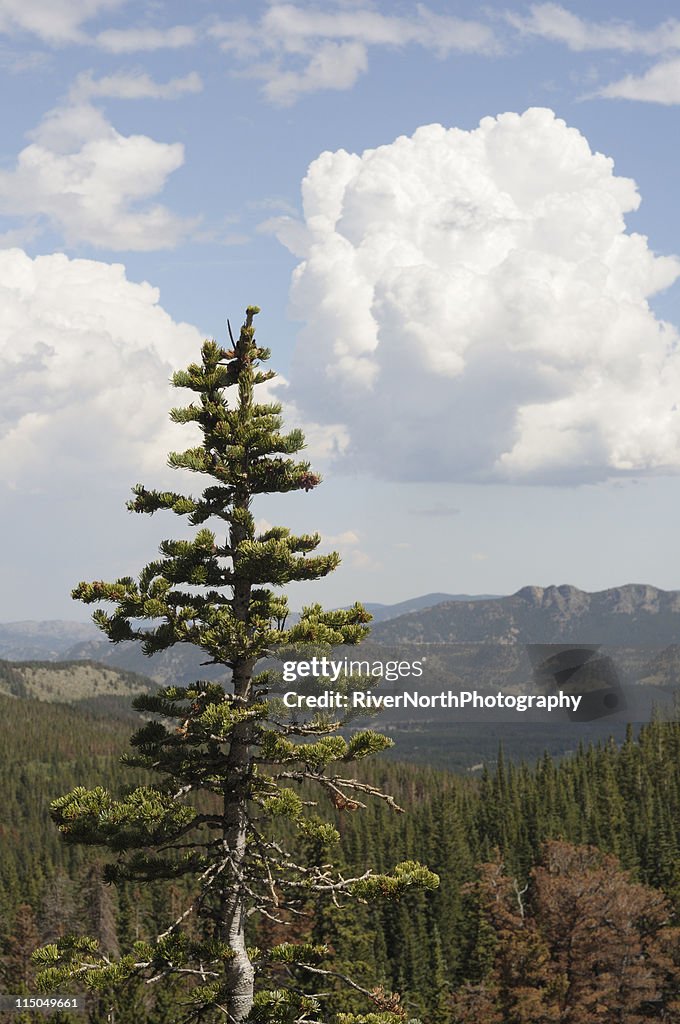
[3,0,680,618]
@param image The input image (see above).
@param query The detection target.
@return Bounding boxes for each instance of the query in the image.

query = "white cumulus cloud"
[0,248,203,492]
[0,101,197,250]
[274,108,680,485]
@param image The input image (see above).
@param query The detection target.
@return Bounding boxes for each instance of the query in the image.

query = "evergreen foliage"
[32,308,436,1024]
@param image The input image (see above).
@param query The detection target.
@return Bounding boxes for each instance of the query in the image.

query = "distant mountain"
[0,593,489,680]
[7,586,680,691]
[372,584,680,646]
[60,594,482,683]
[359,593,501,623]
[0,620,97,660]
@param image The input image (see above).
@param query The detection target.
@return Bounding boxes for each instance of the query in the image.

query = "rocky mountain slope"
[4,586,680,705]
[372,584,680,646]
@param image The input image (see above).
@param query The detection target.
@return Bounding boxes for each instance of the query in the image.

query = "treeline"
[2,695,680,1020]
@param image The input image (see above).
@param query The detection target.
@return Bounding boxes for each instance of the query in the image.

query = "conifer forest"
[5,697,680,1022]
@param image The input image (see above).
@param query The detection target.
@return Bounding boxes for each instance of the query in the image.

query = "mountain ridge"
[0,593,493,677]
[372,583,680,645]
[4,585,680,681]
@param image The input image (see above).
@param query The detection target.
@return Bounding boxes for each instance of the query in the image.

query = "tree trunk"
[220,612,255,1020]
[221,796,255,1022]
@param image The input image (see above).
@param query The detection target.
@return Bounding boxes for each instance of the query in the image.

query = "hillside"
[0,659,156,703]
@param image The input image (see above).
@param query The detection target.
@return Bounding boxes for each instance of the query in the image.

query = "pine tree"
[34,307,437,1024]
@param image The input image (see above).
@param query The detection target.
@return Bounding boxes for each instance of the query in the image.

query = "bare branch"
[274,770,405,812]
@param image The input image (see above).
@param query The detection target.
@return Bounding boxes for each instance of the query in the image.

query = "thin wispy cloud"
[0,0,125,44]
[0,42,50,72]
[506,4,680,105]
[211,3,500,105]
[69,69,203,101]
[322,530,361,547]
[5,3,680,110]
[507,4,680,55]
[94,24,199,53]
[598,58,680,104]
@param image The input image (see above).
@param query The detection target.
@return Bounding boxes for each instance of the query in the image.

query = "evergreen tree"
[34,307,436,1024]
